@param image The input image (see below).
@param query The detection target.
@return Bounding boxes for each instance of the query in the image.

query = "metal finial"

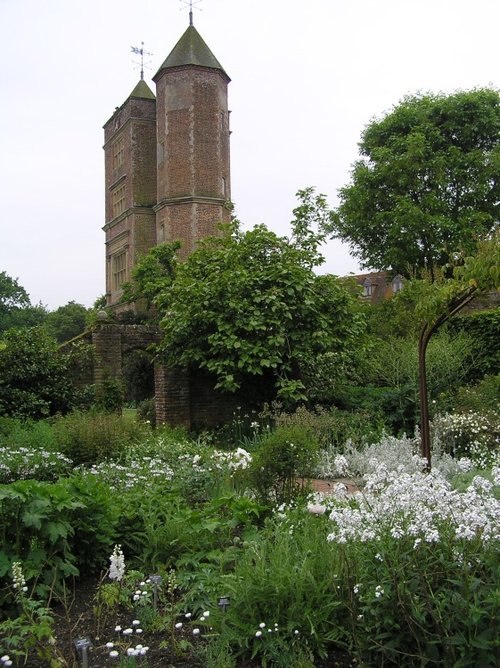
[180,0,203,26]
[131,42,153,80]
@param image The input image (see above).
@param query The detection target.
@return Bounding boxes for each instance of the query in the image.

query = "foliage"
[52,411,148,465]
[154,190,365,403]
[210,511,348,666]
[0,563,64,666]
[93,377,125,412]
[121,241,180,312]
[0,327,76,419]
[43,301,89,343]
[248,426,320,504]
[330,88,500,277]
[361,330,478,434]
[0,271,47,334]
[268,404,385,452]
[449,307,500,378]
[0,474,120,611]
[437,373,500,415]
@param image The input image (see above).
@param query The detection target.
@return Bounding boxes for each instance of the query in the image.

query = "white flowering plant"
[326,465,500,665]
[0,562,64,666]
[0,445,73,483]
[432,410,500,468]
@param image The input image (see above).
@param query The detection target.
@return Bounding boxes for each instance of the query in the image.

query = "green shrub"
[209,510,347,666]
[248,426,320,504]
[437,373,500,415]
[0,475,119,611]
[0,418,58,452]
[93,378,124,412]
[270,405,383,451]
[137,397,156,426]
[52,410,148,465]
[449,307,500,378]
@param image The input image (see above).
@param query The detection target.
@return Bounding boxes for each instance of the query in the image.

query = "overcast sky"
[0,0,498,309]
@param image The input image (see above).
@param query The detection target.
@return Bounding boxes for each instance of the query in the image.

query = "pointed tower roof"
[128,79,156,101]
[153,25,229,81]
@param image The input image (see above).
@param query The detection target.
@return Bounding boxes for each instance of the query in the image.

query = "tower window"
[112,136,124,169]
[112,184,126,218]
[392,276,404,294]
[363,279,373,297]
[112,251,127,290]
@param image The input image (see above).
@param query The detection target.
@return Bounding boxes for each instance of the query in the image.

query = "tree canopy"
[127,190,366,403]
[330,89,500,278]
[44,301,90,343]
[0,271,47,333]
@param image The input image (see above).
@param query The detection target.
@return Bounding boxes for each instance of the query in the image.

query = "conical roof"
[153,25,229,81]
[128,79,156,101]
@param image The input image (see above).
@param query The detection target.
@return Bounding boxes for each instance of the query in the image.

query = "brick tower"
[103,20,231,314]
[153,21,232,259]
[103,80,157,314]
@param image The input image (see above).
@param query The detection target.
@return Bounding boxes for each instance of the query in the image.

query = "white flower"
[255,630,262,637]
[259,622,266,628]
[175,622,183,629]
[109,545,125,581]
[193,628,200,636]
[132,620,140,626]
[109,650,119,658]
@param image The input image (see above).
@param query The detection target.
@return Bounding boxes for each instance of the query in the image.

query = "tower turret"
[103,79,157,312]
[153,24,231,258]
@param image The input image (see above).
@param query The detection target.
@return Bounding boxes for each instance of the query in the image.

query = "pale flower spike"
[109,544,125,581]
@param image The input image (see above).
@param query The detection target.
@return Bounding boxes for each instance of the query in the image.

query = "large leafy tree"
[331,89,500,278]
[44,301,90,343]
[129,190,366,403]
[0,271,47,333]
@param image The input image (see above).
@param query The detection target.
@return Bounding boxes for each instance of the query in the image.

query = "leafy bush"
[248,426,320,503]
[0,418,58,453]
[449,308,500,378]
[269,405,384,451]
[0,327,76,419]
[437,373,500,415]
[52,411,148,465]
[327,467,500,666]
[209,510,348,666]
[0,475,119,610]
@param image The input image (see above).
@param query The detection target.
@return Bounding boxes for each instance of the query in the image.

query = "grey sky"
[0,0,498,309]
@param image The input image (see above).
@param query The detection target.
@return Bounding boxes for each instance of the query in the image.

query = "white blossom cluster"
[212,447,252,472]
[109,544,125,581]
[432,411,500,468]
[327,465,500,547]
[314,433,478,481]
[0,446,72,483]
[11,561,28,593]
[181,448,252,474]
[80,457,174,490]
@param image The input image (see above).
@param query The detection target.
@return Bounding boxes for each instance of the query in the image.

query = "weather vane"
[131,42,153,80]
[180,0,203,26]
